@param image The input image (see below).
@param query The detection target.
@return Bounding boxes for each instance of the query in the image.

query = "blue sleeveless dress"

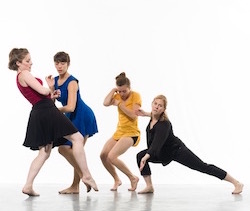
[54,75,98,146]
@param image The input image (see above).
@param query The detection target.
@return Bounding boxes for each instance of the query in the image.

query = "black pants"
[136,145,227,180]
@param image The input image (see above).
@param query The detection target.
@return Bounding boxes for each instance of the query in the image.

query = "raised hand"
[45,75,55,90]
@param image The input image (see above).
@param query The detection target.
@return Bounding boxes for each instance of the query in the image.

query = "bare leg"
[58,136,89,194]
[138,175,154,194]
[22,144,52,196]
[224,173,243,194]
[100,138,122,191]
[58,146,81,194]
[107,137,139,191]
[65,132,98,192]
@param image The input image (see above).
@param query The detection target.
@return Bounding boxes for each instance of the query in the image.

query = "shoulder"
[131,91,141,102]
[20,70,31,77]
[19,70,37,81]
[157,120,171,128]
[68,75,79,83]
[131,91,141,97]
[67,75,79,88]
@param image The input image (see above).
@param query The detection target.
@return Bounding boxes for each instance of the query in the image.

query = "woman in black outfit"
[136,94,243,194]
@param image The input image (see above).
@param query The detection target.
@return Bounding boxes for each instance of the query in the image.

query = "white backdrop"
[1,0,249,186]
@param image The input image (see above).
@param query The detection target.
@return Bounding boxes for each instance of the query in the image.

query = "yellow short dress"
[112,91,141,146]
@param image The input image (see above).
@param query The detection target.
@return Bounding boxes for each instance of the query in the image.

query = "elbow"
[103,102,109,107]
[68,107,75,112]
[65,105,76,113]
[103,101,111,107]
[42,89,50,96]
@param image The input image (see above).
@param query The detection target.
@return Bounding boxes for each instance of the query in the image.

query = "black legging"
[136,144,227,180]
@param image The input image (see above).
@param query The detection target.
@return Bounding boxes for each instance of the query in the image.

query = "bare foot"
[110,180,122,191]
[58,186,79,194]
[138,186,154,194]
[128,176,139,191]
[232,182,244,194]
[22,187,40,197]
[82,178,98,192]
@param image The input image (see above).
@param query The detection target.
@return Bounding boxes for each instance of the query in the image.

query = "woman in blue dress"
[47,51,98,194]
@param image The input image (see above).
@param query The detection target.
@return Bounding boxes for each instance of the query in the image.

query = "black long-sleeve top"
[146,119,184,165]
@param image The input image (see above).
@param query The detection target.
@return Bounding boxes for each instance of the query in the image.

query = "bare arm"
[20,70,51,96]
[118,101,140,120]
[136,109,151,117]
[103,88,117,106]
[45,75,55,91]
[58,80,78,113]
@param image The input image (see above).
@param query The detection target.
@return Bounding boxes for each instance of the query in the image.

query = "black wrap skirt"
[23,99,78,150]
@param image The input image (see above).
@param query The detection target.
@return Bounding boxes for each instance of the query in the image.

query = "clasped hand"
[51,89,61,99]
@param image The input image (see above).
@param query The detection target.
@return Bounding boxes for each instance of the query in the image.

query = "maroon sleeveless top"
[16,73,50,105]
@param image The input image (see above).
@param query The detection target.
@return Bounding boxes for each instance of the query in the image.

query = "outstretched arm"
[136,109,151,117]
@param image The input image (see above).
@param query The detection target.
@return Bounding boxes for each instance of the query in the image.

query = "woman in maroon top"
[8,48,98,196]
[136,94,243,194]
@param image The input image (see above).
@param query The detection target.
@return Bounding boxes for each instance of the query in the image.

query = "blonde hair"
[153,94,168,121]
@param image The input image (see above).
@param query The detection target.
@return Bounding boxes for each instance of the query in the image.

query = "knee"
[41,151,51,161]
[58,146,68,156]
[69,132,84,144]
[100,152,115,164]
[137,151,145,161]
[107,153,117,164]
[100,151,108,162]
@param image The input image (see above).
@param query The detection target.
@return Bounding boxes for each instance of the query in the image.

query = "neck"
[59,72,69,79]
[152,114,160,121]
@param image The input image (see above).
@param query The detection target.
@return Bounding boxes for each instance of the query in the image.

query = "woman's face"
[54,61,69,75]
[151,98,165,116]
[117,85,130,100]
[17,53,32,71]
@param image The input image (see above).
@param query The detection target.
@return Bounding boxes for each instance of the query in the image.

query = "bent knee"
[58,146,70,155]
[66,132,84,143]
[107,154,117,164]
[100,151,108,161]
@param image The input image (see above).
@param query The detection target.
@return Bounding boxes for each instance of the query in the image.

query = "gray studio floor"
[0,183,249,211]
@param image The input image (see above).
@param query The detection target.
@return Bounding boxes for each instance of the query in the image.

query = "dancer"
[46,51,98,194]
[8,48,98,196]
[100,72,141,191]
[136,94,243,194]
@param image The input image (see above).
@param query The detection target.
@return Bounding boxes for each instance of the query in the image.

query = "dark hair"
[115,72,130,87]
[54,51,70,65]
[8,48,29,71]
